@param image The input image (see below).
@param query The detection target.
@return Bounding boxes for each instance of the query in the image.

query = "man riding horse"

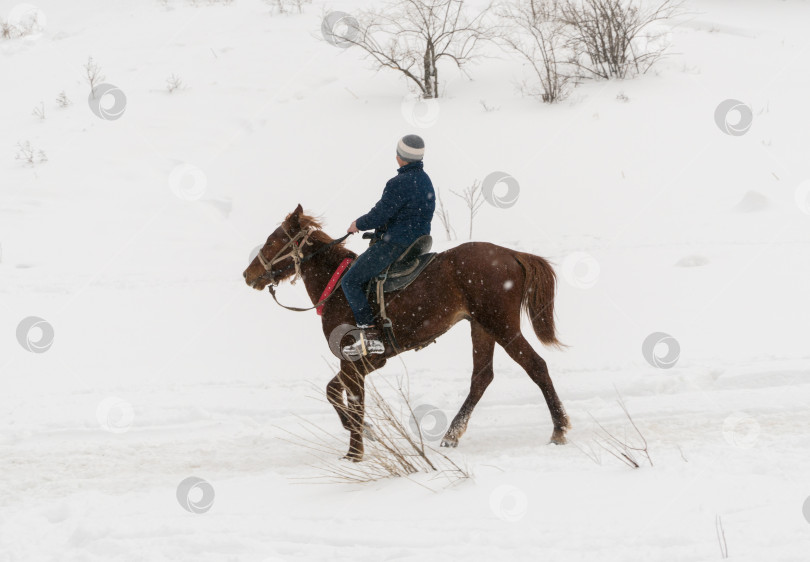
[242,140,570,460]
[341,134,436,357]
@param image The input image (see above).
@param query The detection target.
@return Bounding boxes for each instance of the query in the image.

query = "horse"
[242,204,570,461]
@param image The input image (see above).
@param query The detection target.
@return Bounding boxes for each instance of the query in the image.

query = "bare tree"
[434,188,456,241]
[84,57,105,98]
[452,179,484,239]
[333,0,494,98]
[497,0,571,103]
[560,0,679,79]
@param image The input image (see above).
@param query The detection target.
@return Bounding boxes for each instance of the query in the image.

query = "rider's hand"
[347,221,359,234]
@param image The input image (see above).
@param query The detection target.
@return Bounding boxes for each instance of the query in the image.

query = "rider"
[341,134,436,356]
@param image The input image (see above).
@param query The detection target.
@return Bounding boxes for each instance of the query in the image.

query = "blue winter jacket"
[355,161,436,247]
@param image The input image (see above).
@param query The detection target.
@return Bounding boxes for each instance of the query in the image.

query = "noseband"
[254,226,314,287]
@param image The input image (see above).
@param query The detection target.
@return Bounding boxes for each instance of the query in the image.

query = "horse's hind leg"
[442,321,496,448]
[485,326,570,444]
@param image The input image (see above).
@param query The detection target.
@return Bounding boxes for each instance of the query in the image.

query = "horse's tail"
[513,252,565,349]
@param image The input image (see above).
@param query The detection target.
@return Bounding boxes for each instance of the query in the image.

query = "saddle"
[363,235,437,350]
[364,235,436,294]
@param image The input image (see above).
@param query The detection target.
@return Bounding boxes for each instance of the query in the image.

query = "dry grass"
[281,364,470,488]
[576,389,653,469]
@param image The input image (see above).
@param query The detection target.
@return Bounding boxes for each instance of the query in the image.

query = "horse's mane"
[284,211,345,246]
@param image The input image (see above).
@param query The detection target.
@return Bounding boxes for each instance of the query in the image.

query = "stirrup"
[342,325,385,357]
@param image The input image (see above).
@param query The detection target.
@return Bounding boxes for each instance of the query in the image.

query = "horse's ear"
[286,204,303,230]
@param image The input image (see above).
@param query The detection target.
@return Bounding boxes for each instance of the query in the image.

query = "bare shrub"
[452,180,484,239]
[84,57,105,98]
[479,99,500,112]
[183,0,235,5]
[560,0,679,79]
[265,0,312,14]
[572,438,603,464]
[330,0,494,99]
[1,19,20,39]
[166,73,184,93]
[435,188,456,241]
[15,141,47,166]
[32,101,45,120]
[498,0,571,103]
[56,91,72,108]
[590,391,652,468]
[1,9,44,39]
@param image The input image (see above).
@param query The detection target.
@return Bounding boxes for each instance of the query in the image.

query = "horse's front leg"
[338,361,367,461]
[326,374,352,431]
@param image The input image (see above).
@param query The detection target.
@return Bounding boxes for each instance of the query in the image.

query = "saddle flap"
[393,235,432,267]
[380,253,436,293]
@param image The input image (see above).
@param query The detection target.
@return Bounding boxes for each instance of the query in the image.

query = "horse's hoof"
[440,437,458,448]
[549,433,568,445]
[341,454,363,463]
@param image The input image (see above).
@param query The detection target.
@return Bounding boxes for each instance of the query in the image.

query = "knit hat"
[396,134,425,162]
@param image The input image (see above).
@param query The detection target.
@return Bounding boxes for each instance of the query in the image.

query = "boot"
[342,324,385,357]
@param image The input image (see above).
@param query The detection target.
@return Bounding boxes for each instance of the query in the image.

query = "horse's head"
[243,203,310,290]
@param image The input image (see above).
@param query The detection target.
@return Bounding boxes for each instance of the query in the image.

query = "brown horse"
[243,204,570,461]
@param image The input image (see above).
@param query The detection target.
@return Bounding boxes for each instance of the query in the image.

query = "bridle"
[252,226,352,289]
[253,226,314,287]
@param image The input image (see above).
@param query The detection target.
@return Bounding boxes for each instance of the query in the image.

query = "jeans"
[341,240,406,326]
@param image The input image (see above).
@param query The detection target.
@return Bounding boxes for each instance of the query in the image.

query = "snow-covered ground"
[2,0,810,560]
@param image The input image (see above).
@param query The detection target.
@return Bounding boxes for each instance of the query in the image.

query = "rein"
[255,229,353,312]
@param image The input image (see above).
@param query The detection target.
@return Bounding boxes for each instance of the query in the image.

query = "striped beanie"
[396,134,425,162]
